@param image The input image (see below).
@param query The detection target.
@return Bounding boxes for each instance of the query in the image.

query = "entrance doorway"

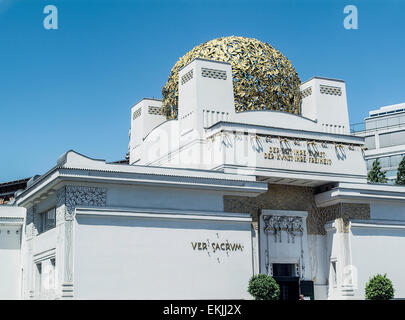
[272,263,300,301]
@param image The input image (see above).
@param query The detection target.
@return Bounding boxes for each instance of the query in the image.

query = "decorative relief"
[320,85,342,96]
[300,86,312,99]
[132,107,142,120]
[54,185,107,295]
[263,215,303,243]
[65,186,107,219]
[265,249,270,273]
[181,69,193,85]
[25,205,38,238]
[295,263,300,277]
[201,67,227,80]
[25,223,33,238]
[25,206,34,237]
[65,221,74,283]
[207,131,362,152]
[223,184,370,235]
[319,203,370,233]
[56,188,65,206]
[162,36,301,119]
[148,106,163,115]
[56,187,66,224]
[251,220,259,231]
[33,205,41,236]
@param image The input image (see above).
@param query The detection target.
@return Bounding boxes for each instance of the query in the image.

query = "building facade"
[0,178,29,205]
[352,103,405,183]
[0,178,29,299]
[0,206,25,299]
[2,36,405,300]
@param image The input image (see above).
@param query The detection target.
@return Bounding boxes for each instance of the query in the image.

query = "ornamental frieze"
[56,186,107,220]
[263,215,303,243]
[65,185,107,216]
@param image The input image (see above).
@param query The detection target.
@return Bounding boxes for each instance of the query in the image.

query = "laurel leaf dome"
[161,36,301,119]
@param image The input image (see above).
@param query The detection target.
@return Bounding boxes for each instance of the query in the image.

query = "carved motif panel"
[25,205,38,238]
[65,186,107,219]
[263,215,303,243]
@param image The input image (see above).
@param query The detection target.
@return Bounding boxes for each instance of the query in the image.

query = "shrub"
[365,273,394,300]
[248,274,280,300]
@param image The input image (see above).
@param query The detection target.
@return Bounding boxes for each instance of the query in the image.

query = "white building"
[353,103,405,183]
[1,36,405,300]
[0,206,24,299]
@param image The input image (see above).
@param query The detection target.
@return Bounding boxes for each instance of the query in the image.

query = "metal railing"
[350,121,405,134]
[350,122,365,133]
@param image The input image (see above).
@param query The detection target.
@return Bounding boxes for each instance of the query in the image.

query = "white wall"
[370,201,405,220]
[106,184,226,212]
[325,220,353,300]
[233,110,319,132]
[350,221,405,299]
[140,119,367,185]
[73,210,253,299]
[0,206,25,300]
[224,131,366,180]
[0,225,22,299]
[307,234,328,300]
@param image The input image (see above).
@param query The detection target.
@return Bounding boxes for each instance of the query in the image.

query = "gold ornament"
[161,36,301,119]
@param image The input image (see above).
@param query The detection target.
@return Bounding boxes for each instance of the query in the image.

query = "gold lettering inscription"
[191,241,244,253]
[264,146,332,165]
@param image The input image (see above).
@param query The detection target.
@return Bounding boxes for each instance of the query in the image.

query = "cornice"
[315,182,405,207]
[205,122,365,145]
[16,167,267,207]
[0,216,24,226]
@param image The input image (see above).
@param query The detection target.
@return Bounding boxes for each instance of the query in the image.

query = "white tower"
[177,58,235,137]
[129,98,166,163]
[300,77,350,134]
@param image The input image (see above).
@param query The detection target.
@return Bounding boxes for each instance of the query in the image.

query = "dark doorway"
[300,280,315,300]
[274,276,300,300]
[272,263,300,301]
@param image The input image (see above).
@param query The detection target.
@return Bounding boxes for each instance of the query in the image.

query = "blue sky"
[0,0,404,182]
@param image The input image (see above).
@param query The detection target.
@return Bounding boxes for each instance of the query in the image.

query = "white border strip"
[75,206,252,223]
[350,219,405,230]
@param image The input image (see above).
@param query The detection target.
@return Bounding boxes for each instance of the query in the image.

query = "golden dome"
[161,36,301,119]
